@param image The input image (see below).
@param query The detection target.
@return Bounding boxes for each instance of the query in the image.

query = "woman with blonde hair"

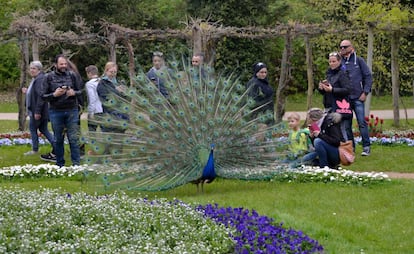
[97,62,129,133]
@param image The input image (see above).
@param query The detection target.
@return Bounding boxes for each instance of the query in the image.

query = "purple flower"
[197,204,324,253]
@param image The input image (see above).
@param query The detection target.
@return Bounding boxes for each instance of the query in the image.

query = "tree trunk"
[364,24,374,116]
[275,30,292,123]
[304,35,313,110]
[32,38,39,61]
[109,31,117,63]
[192,21,202,57]
[124,40,136,86]
[391,31,400,127]
[17,31,30,131]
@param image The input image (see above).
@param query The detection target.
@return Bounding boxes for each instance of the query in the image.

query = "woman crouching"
[307,108,343,168]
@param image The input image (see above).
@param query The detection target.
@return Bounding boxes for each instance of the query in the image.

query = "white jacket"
[86,78,103,114]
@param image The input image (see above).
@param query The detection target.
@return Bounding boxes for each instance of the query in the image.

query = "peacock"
[84,57,289,191]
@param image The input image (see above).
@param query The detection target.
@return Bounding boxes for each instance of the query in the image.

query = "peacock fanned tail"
[84,58,289,191]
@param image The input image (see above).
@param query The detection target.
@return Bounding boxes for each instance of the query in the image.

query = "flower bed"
[274,166,390,185]
[0,188,235,253]
[0,164,391,186]
[0,187,323,253]
[198,203,324,253]
[3,131,414,147]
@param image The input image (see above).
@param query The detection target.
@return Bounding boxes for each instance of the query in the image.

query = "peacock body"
[84,58,289,191]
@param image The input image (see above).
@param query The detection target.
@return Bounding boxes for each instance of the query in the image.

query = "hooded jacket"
[341,52,372,100]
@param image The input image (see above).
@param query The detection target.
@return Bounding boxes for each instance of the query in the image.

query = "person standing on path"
[318,52,352,141]
[41,54,83,167]
[339,40,373,156]
[22,61,56,157]
[85,65,102,132]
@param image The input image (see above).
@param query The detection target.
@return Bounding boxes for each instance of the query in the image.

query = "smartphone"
[309,123,320,132]
[60,85,68,89]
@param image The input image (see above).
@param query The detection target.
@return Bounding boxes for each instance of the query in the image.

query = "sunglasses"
[153,51,163,57]
[329,52,339,57]
[339,45,351,49]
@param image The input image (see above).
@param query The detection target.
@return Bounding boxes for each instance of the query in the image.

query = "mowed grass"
[1,176,413,253]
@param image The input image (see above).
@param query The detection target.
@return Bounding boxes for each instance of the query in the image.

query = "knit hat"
[253,62,267,75]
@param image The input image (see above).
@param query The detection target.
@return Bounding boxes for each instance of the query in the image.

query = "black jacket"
[319,67,352,111]
[315,113,343,147]
[27,72,49,118]
[41,70,83,111]
[246,76,275,111]
[97,77,129,120]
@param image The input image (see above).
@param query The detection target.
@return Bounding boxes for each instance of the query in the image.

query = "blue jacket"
[341,52,372,100]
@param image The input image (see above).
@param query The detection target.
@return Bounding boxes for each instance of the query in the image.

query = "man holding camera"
[41,54,84,167]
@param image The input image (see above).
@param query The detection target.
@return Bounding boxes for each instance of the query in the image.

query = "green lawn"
[1,176,413,253]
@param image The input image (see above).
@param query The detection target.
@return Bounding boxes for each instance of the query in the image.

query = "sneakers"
[24,150,38,156]
[361,147,370,156]
[40,152,57,162]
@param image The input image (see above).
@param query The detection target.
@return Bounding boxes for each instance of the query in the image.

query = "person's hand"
[34,114,41,120]
[66,88,76,97]
[318,82,324,90]
[359,93,367,102]
[22,87,28,94]
[312,130,320,137]
[323,83,333,92]
[53,87,67,97]
[116,85,127,93]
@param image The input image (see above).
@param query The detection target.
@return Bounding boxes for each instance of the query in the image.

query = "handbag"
[339,140,355,166]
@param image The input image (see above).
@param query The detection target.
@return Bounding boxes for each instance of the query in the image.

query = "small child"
[284,112,317,168]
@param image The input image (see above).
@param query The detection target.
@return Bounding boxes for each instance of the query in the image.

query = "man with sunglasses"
[339,40,373,156]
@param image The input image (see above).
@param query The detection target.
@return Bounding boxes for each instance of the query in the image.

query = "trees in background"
[0,0,413,128]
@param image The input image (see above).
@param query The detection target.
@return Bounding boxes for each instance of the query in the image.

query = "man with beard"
[41,54,83,167]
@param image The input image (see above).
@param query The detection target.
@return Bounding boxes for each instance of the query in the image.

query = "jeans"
[49,108,80,167]
[314,138,339,168]
[29,115,55,152]
[346,99,370,148]
[340,119,352,141]
[282,151,318,168]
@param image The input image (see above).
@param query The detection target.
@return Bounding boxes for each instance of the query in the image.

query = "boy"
[284,112,317,168]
